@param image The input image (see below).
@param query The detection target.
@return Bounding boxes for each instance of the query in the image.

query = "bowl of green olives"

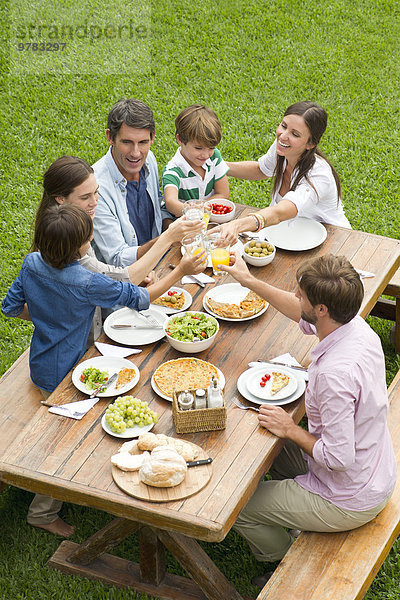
[243,239,276,266]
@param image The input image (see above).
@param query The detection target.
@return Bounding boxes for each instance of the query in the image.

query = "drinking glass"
[182,200,204,222]
[203,202,212,230]
[181,233,208,264]
[207,232,230,277]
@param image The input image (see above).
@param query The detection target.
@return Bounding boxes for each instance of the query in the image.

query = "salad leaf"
[166,313,217,341]
[81,366,109,390]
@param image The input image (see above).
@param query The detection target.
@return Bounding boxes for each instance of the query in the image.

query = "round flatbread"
[153,358,219,398]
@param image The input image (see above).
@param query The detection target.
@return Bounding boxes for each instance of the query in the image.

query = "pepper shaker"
[194,388,206,409]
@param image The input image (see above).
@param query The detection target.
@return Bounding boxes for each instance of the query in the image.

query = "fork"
[231,397,259,412]
[137,311,162,328]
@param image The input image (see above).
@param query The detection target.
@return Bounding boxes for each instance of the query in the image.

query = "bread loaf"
[139,446,187,488]
[137,432,168,452]
[137,432,197,461]
[111,451,149,472]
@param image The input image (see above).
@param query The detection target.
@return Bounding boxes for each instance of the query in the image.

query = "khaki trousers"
[26,388,62,525]
[234,440,391,562]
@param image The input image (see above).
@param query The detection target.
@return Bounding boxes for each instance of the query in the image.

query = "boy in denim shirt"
[2,204,205,535]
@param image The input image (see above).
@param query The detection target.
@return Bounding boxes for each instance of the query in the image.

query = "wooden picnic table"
[0,205,399,600]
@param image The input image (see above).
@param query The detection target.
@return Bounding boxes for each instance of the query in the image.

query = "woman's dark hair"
[33,156,93,250]
[34,204,93,270]
[272,101,341,201]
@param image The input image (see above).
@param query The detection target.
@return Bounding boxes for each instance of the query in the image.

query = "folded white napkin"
[181,273,215,285]
[356,269,375,279]
[95,341,142,357]
[48,398,99,420]
[248,353,309,381]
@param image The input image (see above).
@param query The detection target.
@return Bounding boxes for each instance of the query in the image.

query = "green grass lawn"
[1,0,400,597]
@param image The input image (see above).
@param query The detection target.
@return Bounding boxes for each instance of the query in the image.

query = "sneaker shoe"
[251,571,274,588]
[289,528,301,538]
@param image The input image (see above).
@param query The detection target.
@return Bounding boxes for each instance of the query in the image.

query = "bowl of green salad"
[163,311,219,353]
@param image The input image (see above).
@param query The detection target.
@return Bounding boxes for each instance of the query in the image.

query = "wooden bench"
[370,269,400,352]
[256,368,400,600]
[0,348,42,492]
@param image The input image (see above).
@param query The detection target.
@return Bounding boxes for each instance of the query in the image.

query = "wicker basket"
[172,388,226,434]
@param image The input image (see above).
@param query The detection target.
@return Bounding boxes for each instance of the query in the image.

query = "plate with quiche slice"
[203,283,269,321]
[246,366,298,400]
[72,356,140,397]
[236,364,306,406]
[151,287,192,314]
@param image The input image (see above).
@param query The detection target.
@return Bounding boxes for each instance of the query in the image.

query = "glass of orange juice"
[207,232,230,277]
[203,202,212,230]
[181,233,208,265]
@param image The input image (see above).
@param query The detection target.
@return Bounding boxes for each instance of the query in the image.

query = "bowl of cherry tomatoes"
[208,199,236,223]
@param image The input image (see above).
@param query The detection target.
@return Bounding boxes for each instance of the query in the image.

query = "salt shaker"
[178,390,194,411]
[194,388,207,409]
[208,377,223,408]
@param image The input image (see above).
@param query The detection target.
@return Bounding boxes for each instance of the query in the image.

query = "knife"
[111,324,163,330]
[258,360,308,372]
[89,372,118,398]
[186,458,213,467]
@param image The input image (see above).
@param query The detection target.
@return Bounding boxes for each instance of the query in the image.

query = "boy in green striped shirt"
[162,105,229,217]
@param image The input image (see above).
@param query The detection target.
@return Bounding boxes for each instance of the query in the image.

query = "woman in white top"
[219,101,350,242]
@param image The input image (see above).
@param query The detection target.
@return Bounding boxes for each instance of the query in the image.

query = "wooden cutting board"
[112,441,212,502]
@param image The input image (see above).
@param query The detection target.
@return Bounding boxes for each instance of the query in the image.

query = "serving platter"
[203,283,269,322]
[151,359,225,402]
[72,356,139,397]
[261,217,327,251]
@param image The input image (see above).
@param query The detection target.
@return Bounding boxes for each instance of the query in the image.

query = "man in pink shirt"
[221,253,397,588]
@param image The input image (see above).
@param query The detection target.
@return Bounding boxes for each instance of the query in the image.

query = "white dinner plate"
[104,307,167,346]
[203,283,269,322]
[246,366,298,400]
[72,356,139,397]
[150,287,192,315]
[237,364,306,406]
[101,415,154,439]
[151,366,226,402]
[180,239,243,268]
[261,217,327,251]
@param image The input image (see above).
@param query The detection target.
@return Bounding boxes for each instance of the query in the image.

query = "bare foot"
[30,517,74,537]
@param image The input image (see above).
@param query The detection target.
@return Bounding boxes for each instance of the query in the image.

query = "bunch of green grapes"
[105,396,158,434]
